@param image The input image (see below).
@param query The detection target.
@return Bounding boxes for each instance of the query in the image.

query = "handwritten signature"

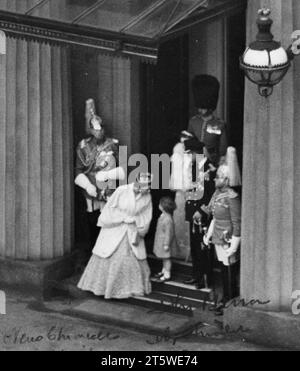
[147,293,271,316]
[2,326,120,346]
[145,294,270,346]
[146,323,251,346]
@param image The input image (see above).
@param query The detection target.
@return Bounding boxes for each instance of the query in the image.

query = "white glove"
[75,174,97,198]
[96,167,125,182]
[193,211,201,221]
[86,184,98,198]
[96,171,108,182]
[203,235,210,246]
[225,236,241,258]
[203,219,214,246]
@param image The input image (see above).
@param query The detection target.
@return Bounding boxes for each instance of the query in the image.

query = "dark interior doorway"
[226,11,246,170]
[227,12,246,169]
[141,11,246,248]
[140,34,190,243]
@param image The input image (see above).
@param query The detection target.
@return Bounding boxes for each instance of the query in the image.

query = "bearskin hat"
[192,75,220,111]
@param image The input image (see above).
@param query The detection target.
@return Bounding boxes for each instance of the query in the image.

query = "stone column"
[97,54,141,156]
[225,0,300,349]
[0,35,74,293]
[240,0,300,311]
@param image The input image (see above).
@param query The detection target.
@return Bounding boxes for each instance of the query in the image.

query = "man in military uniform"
[182,137,215,290]
[204,147,242,315]
[188,75,228,168]
[75,99,125,254]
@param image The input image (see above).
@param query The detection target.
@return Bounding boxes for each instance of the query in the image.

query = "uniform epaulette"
[227,189,239,199]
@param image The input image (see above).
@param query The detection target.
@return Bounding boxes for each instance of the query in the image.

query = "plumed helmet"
[217,147,242,187]
[192,75,220,111]
[85,98,103,133]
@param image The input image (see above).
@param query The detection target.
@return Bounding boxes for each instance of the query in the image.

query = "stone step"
[150,277,213,302]
[51,274,220,328]
[61,298,203,338]
[125,291,213,316]
[53,273,213,304]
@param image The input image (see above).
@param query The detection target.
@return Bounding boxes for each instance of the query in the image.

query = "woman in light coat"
[78,173,153,299]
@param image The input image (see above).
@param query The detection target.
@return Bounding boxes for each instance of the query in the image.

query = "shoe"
[154,272,164,279]
[160,276,171,283]
[183,278,197,285]
[195,283,207,290]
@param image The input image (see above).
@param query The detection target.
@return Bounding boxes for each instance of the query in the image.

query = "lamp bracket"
[291,30,300,56]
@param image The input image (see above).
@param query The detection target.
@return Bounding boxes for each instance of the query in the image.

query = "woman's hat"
[136,172,153,185]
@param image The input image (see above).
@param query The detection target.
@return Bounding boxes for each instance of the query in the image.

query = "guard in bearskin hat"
[75,99,125,257]
[188,75,228,167]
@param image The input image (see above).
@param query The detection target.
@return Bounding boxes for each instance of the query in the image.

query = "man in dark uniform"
[183,75,228,289]
[188,75,228,168]
[75,99,125,254]
[182,137,215,290]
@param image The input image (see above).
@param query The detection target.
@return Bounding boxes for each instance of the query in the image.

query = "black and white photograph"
[0,0,299,354]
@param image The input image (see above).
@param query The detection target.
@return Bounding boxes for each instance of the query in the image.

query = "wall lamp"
[240,8,300,97]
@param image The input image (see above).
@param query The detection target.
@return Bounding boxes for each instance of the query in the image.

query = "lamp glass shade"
[243,46,288,67]
[240,9,291,97]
